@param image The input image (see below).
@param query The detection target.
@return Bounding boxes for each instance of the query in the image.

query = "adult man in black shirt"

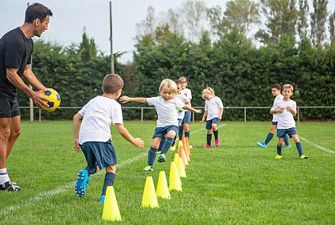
[0,3,53,191]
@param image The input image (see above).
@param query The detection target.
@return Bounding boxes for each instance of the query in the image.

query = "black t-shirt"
[0,27,33,98]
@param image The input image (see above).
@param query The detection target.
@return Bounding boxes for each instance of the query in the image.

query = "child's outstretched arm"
[119,96,148,104]
[183,105,202,114]
[115,123,145,148]
[73,113,83,151]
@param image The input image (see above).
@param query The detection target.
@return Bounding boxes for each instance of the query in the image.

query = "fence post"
[39,108,41,122]
[141,107,144,122]
[244,107,247,123]
[297,107,300,123]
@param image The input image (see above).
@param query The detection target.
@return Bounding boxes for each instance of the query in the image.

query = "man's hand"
[31,90,49,109]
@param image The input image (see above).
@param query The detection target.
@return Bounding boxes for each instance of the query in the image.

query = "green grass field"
[0,121,334,225]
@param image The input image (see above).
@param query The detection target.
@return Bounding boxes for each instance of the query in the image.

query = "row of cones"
[102,136,192,222]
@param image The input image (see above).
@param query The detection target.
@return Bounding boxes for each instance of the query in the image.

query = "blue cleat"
[100,195,105,204]
[257,141,268,148]
[75,169,89,197]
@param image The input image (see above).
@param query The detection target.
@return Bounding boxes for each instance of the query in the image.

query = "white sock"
[0,168,10,184]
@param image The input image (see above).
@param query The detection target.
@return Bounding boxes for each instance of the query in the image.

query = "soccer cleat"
[204,144,211,148]
[214,140,221,147]
[0,181,20,192]
[143,166,154,173]
[284,144,291,149]
[100,195,105,204]
[299,155,308,160]
[275,155,283,160]
[157,154,166,163]
[75,169,89,197]
[257,141,268,148]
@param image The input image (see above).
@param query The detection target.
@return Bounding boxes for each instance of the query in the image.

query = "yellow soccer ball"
[41,88,61,112]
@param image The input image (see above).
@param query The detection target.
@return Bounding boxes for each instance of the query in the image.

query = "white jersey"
[204,96,224,121]
[272,99,296,129]
[78,96,123,145]
[147,96,184,127]
[180,88,192,111]
[177,94,188,120]
[272,94,284,122]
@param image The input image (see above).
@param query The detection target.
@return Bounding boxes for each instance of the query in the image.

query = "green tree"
[310,0,328,47]
[297,0,309,41]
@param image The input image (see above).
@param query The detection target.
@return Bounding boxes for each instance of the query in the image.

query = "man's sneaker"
[275,155,283,160]
[284,144,291,149]
[300,155,308,160]
[257,141,268,148]
[215,140,221,147]
[75,169,89,197]
[100,195,105,204]
[157,154,166,163]
[143,166,154,173]
[0,181,20,192]
[204,144,211,148]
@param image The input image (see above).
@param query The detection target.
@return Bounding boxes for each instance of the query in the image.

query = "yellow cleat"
[275,155,283,160]
[300,155,308,160]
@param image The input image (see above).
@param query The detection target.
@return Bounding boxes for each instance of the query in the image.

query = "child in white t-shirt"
[257,84,290,148]
[179,76,193,140]
[201,87,224,148]
[120,79,201,172]
[73,74,144,203]
[271,84,308,160]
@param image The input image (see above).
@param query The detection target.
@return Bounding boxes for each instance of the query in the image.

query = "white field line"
[1,124,218,216]
[1,152,146,216]
[300,136,335,155]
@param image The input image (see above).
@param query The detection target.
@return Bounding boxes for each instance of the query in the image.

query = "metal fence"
[20,106,335,122]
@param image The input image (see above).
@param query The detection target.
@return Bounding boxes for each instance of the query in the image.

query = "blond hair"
[159,79,178,95]
[282,83,294,92]
[202,87,215,99]
[102,74,124,94]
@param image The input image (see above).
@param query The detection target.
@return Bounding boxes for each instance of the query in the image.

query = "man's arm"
[6,68,48,108]
[23,65,46,91]
[115,124,144,148]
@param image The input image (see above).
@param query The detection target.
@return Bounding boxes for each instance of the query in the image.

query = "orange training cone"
[169,162,182,192]
[179,143,188,166]
[156,171,171,199]
[102,186,122,221]
[141,176,159,208]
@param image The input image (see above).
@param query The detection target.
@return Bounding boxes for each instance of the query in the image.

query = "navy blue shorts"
[206,118,220,129]
[81,141,117,170]
[182,111,192,124]
[277,127,297,138]
[0,97,20,118]
[153,125,178,139]
[272,121,278,125]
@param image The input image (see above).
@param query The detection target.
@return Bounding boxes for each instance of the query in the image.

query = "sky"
[1,0,335,63]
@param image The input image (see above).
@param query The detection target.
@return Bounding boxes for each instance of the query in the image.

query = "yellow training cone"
[156,171,171,199]
[102,186,122,222]
[141,176,159,208]
[174,154,186,178]
[169,162,182,192]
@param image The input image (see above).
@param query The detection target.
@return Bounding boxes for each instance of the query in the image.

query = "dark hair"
[271,84,281,91]
[102,74,124,94]
[25,3,53,23]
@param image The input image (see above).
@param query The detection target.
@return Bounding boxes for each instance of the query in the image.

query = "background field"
[0,121,334,225]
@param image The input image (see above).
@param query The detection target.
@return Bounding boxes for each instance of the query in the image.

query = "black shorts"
[0,97,20,118]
